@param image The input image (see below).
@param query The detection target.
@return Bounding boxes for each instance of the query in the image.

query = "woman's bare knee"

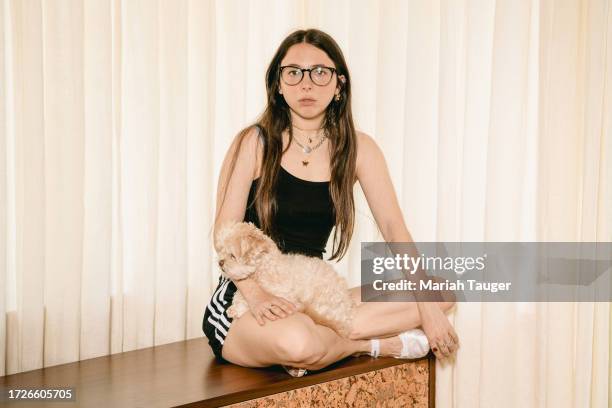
[273,313,325,365]
[221,312,324,367]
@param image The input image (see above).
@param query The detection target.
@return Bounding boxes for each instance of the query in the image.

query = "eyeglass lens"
[282,67,334,86]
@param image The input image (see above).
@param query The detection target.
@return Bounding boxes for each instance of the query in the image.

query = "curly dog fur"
[214,221,356,338]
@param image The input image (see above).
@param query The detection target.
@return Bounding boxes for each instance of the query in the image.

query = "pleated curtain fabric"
[1,1,611,407]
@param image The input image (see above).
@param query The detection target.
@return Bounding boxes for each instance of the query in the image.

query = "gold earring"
[335,93,341,101]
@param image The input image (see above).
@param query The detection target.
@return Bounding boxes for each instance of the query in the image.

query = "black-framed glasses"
[279,65,337,86]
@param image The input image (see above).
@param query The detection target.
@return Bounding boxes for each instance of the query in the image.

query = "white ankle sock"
[394,329,430,359]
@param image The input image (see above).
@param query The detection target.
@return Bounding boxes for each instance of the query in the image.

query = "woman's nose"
[301,75,313,89]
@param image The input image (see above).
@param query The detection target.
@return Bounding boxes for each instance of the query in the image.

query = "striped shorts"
[202,276,237,363]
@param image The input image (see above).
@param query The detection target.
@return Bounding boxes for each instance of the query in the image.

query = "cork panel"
[224,360,429,407]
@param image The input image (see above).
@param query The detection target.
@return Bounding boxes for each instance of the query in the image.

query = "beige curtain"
[1,0,611,407]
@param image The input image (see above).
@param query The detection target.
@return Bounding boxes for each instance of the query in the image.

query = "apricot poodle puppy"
[214,221,356,337]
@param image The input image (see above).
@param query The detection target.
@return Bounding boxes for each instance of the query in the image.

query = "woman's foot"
[281,365,308,377]
[369,329,430,359]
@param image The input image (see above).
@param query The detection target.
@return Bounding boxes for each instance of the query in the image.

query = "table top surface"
[1,337,431,407]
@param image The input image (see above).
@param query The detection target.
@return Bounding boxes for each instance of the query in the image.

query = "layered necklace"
[291,124,327,166]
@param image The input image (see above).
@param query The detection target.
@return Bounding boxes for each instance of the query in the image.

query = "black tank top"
[243,129,336,259]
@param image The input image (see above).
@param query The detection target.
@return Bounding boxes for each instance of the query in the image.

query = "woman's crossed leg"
[347,276,457,341]
[221,311,370,371]
[221,281,455,371]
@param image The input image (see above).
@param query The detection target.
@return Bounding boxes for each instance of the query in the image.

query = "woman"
[203,28,459,375]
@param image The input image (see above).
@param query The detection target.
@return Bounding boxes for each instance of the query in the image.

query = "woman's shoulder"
[228,126,263,160]
[355,129,382,173]
[355,129,379,153]
[243,125,265,179]
[224,125,265,181]
[243,124,264,144]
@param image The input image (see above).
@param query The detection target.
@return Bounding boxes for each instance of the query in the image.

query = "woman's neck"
[289,112,325,131]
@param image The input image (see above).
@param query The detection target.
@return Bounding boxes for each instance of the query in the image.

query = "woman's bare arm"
[213,126,263,298]
[355,131,440,297]
[354,131,412,244]
[213,127,260,242]
[355,130,459,359]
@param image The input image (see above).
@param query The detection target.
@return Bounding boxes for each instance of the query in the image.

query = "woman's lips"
[299,99,316,105]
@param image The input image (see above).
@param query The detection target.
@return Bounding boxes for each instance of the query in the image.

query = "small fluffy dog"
[214,221,356,337]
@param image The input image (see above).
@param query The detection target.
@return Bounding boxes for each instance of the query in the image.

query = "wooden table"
[0,338,435,407]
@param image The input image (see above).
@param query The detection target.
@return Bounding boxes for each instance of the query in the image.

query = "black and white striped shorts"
[202,276,237,363]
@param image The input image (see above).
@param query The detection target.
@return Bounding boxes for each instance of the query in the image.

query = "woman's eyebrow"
[284,63,327,68]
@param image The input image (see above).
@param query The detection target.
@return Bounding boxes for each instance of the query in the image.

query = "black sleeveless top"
[244,167,335,259]
[244,128,336,259]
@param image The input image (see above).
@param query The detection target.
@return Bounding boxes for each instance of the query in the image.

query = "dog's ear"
[249,227,278,255]
[239,238,250,258]
[246,224,262,240]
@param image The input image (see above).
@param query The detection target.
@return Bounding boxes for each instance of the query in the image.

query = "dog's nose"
[218,260,224,267]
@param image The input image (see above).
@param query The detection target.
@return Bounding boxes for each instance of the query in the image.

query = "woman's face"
[278,43,345,123]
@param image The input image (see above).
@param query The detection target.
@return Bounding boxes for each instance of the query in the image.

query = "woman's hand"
[245,284,297,326]
[417,302,460,362]
[233,277,297,325]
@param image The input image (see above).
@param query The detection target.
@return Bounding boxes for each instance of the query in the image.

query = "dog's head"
[214,221,279,280]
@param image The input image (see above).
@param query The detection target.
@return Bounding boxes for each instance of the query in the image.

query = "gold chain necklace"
[291,128,327,166]
[292,124,325,143]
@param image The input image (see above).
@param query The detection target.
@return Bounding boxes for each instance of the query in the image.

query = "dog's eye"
[230,254,236,260]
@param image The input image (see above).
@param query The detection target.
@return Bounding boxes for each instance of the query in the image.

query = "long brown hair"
[215,29,357,261]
